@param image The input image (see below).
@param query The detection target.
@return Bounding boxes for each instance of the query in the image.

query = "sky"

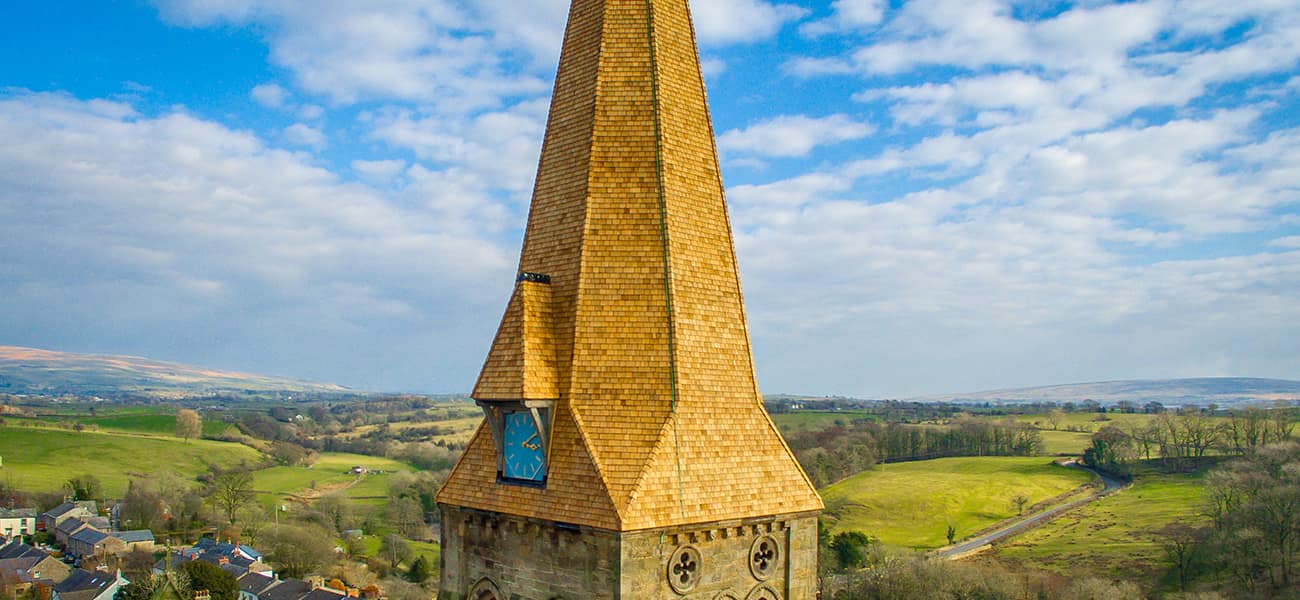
[1,0,1298,398]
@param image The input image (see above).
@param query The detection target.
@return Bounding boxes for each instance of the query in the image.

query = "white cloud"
[251,83,289,108]
[801,0,888,36]
[700,57,727,78]
[352,159,408,182]
[718,114,875,158]
[366,99,549,199]
[283,123,326,148]
[0,91,514,388]
[153,0,548,107]
[688,0,807,46]
[17,0,1296,396]
[298,104,324,121]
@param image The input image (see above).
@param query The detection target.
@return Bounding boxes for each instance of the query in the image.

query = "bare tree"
[265,524,336,578]
[379,533,412,569]
[176,409,202,443]
[1047,409,1065,431]
[1273,401,1295,443]
[205,467,255,524]
[1158,523,1205,591]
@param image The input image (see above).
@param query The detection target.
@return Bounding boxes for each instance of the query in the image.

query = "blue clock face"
[502,411,546,482]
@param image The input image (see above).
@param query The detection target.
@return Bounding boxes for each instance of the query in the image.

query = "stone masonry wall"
[619,515,818,600]
[439,506,818,600]
[438,505,621,600]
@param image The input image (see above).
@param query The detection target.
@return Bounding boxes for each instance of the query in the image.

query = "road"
[933,462,1127,560]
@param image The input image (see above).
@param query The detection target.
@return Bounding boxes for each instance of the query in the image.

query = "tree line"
[787,417,1042,487]
[1147,441,1300,597]
[1083,407,1296,477]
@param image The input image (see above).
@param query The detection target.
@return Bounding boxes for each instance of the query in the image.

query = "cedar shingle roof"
[437,0,822,532]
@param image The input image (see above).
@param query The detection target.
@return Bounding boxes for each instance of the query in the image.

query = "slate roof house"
[235,572,280,600]
[109,530,155,553]
[52,517,109,547]
[0,556,54,598]
[51,568,127,600]
[155,540,272,579]
[39,503,97,534]
[192,539,262,562]
[258,579,311,600]
[0,541,71,594]
[67,529,126,560]
[0,540,48,561]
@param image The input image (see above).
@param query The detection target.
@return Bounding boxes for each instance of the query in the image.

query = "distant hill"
[915,378,1300,407]
[0,345,354,399]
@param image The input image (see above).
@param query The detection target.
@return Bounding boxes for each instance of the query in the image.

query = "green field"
[994,471,1205,581]
[359,535,441,570]
[0,425,263,496]
[252,453,413,509]
[821,457,1095,550]
[771,410,876,432]
[79,413,237,437]
[338,416,482,446]
[1037,429,1093,456]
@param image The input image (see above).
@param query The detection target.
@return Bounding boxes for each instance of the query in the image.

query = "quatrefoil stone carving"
[667,545,702,594]
[749,535,780,581]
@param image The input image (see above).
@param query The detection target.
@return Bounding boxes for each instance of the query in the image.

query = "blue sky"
[1,0,1297,397]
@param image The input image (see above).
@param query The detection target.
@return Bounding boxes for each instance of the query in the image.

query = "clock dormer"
[470,272,559,486]
[477,400,553,484]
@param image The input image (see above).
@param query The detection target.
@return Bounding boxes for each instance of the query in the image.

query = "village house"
[0,555,47,598]
[39,503,97,534]
[53,517,109,548]
[235,572,279,600]
[0,510,36,541]
[0,540,71,591]
[109,530,154,554]
[258,579,312,600]
[51,569,127,600]
[155,539,272,580]
[66,529,125,561]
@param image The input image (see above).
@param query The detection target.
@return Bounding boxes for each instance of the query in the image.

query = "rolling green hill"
[252,452,414,510]
[995,470,1206,582]
[0,424,264,496]
[821,456,1094,550]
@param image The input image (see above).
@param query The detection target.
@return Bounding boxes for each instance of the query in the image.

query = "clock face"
[502,411,546,482]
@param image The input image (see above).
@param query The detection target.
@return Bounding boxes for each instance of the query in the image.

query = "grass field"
[0,425,263,496]
[336,416,482,445]
[994,470,1206,582]
[821,456,1095,550]
[1037,430,1093,456]
[252,453,413,509]
[359,535,441,570]
[771,411,875,432]
[79,413,237,437]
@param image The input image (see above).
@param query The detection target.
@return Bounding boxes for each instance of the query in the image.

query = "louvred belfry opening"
[436,0,822,533]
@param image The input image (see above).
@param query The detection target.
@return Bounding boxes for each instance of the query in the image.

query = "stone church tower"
[435,0,824,598]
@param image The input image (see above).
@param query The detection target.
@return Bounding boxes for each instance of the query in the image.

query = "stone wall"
[438,505,621,600]
[618,515,818,600]
[438,505,818,600]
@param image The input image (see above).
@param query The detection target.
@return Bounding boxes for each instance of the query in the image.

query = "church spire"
[437,0,822,532]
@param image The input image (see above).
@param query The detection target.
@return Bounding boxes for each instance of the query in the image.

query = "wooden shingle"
[436,0,823,532]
